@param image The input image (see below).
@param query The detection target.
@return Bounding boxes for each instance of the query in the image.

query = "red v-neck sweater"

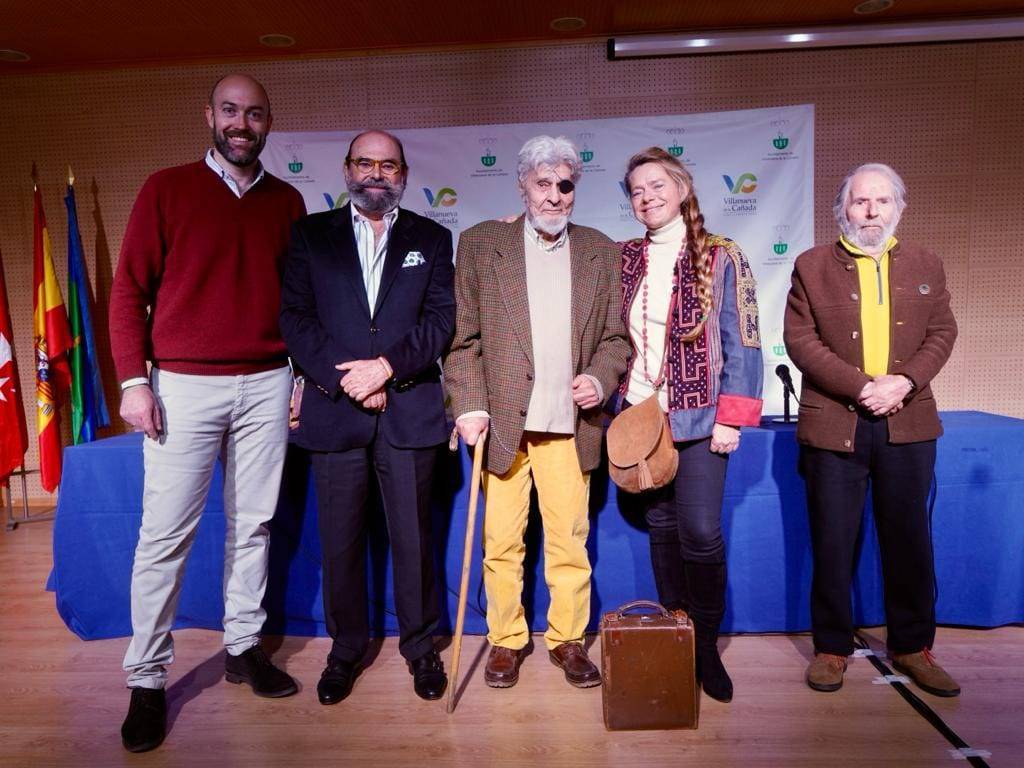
[110,161,306,381]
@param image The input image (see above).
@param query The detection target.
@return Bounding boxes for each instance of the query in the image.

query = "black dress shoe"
[121,687,167,753]
[409,649,447,700]
[317,656,358,705]
[224,644,298,698]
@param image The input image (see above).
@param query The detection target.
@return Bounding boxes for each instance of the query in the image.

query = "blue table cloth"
[50,411,1024,640]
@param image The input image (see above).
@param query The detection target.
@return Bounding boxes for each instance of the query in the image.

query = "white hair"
[833,162,908,230]
[516,135,582,186]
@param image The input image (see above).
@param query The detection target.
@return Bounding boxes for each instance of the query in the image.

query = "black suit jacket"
[280,204,455,451]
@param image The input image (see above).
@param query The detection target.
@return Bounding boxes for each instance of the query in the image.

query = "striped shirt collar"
[205,149,265,198]
[351,204,400,230]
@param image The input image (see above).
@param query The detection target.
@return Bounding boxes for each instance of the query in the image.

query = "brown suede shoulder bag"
[607,393,677,493]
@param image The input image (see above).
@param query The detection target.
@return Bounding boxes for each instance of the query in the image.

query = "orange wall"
[1,39,1021,502]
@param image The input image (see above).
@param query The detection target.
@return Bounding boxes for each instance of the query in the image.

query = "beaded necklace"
[638,236,687,390]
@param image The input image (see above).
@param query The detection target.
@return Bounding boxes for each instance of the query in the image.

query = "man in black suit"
[280,130,454,703]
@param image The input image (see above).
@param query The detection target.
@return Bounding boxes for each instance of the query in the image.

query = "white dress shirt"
[351,205,399,316]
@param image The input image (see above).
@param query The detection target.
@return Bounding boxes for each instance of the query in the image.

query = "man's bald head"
[205,74,273,171]
[209,74,271,115]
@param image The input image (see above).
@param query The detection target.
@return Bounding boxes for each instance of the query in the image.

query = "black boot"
[685,560,732,703]
[648,525,689,612]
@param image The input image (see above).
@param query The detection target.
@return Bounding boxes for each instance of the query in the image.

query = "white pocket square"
[402,251,426,268]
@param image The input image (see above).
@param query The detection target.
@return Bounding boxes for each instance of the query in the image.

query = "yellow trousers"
[482,433,591,651]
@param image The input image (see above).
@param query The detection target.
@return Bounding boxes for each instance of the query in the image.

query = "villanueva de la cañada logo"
[723,173,758,194]
[481,148,496,167]
[422,186,459,226]
[322,191,350,210]
[423,187,458,207]
[721,172,758,216]
[617,180,636,222]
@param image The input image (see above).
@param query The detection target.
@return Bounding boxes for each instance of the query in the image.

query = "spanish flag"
[33,175,72,492]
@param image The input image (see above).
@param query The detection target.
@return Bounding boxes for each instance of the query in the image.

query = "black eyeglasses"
[349,157,403,176]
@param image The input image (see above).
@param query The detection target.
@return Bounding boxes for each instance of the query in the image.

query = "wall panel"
[1,38,1020,501]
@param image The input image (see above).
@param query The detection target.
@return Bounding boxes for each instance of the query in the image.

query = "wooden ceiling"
[3,0,1024,72]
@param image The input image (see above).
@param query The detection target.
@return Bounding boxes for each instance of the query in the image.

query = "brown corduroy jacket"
[444,216,630,475]
[783,239,957,452]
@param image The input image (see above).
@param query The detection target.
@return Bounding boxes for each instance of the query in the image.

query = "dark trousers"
[643,437,729,563]
[310,438,440,664]
[801,414,937,656]
[639,436,730,650]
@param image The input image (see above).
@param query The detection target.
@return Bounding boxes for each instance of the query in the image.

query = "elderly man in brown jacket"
[444,135,629,689]
[784,163,959,697]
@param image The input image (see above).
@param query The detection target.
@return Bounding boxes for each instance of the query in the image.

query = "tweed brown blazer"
[783,240,957,452]
[444,216,630,475]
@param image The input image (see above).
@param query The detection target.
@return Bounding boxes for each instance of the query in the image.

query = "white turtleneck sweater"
[626,215,686,410]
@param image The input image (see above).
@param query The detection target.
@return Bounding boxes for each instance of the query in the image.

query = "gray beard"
[841,218,897,252]
[529,212,569,237]
[348,178,405,214]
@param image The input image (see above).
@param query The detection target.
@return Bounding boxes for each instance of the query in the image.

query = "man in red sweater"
[109,74,306,753]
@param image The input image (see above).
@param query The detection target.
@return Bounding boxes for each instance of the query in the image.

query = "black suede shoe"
[409,649,447,700]
[317,656,358,705]
[224,645,298,698]
[121,687,167,753]
[697,645,734,703]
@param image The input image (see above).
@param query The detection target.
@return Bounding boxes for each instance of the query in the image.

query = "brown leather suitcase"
[600,600,698,730]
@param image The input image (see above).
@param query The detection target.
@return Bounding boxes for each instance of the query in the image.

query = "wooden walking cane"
[446,434,486,714]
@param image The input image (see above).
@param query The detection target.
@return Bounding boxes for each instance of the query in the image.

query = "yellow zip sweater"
[840,235,897,378]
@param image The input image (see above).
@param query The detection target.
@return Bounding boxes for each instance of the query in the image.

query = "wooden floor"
[1,521,1021,768]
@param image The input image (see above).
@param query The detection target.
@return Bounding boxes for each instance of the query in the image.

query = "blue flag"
[65,182,110,444]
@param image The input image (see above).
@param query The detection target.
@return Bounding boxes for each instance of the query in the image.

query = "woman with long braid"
[617,147,763,702]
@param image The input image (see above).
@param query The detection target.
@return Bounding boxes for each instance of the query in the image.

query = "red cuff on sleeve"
[716,394,763,427]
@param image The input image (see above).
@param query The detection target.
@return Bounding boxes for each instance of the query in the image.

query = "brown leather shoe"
[484,645,525,688]
[892,649,961,697]
[548,642,602,688]
[806,653,848,692]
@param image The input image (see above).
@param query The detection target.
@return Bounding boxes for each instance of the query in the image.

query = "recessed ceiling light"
[259,33,296,48]
[550,17,586,33]
[854,0,894,14]
[0,49,30,62]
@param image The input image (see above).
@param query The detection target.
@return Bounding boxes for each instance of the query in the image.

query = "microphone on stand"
[774,364,798,424]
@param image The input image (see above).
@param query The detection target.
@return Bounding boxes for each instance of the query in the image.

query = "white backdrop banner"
[264,104,813,416]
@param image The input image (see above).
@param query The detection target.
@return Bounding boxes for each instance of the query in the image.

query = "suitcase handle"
[615,599,671,619]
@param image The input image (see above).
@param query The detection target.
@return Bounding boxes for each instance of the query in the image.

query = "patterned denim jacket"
[618,233,764,441]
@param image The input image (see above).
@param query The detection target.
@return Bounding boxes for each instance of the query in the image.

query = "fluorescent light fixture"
[608,16,1024,59]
